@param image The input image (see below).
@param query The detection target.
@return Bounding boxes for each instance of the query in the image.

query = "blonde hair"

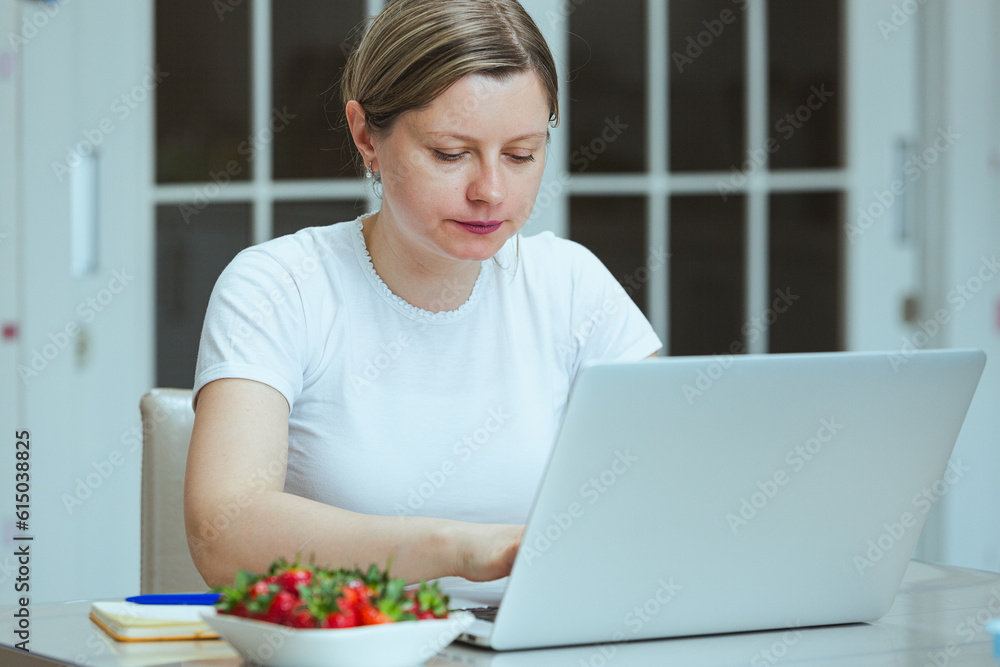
[342,0,559,139]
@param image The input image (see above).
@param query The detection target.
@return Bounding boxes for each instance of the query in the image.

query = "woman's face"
[373,70,551,266]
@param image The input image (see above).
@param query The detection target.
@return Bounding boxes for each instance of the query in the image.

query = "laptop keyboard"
[455,606,498,622]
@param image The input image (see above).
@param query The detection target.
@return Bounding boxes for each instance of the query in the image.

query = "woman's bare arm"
[184,378,522,587]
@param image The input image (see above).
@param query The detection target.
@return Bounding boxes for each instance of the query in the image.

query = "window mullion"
[251,0,273,243]
[746,0,770,354]
[648,0,669,349]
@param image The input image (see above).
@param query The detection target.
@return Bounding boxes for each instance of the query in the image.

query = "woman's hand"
[452,523,525,582]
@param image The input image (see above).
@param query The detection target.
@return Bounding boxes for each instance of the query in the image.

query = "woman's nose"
[467,159,506,206]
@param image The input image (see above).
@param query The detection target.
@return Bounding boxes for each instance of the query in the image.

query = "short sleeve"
[561,240,663,378]
[192,248,308,412]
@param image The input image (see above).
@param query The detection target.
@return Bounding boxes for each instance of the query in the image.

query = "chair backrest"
[140,388,208,593]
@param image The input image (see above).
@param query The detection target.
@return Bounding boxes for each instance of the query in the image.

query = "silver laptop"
[452,349,986,651]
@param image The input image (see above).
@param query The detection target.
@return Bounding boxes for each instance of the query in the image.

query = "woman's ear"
[345,100,376,168]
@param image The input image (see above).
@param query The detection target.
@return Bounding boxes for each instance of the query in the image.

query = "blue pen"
[125,593,221,605]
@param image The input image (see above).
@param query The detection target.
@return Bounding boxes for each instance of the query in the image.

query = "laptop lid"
[476,349,985,650]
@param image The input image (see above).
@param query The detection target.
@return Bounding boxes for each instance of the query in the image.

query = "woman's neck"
[362,212,482,313]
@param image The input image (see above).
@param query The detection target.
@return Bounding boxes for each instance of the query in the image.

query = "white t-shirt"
[193,215,662,525]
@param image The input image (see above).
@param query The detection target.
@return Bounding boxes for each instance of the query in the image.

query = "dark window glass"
[156,204,252,388]
[156,0,251,183]
[767,0,842,169]
[569,197,650,315]
[768,192,842,352]
[669,195,745,355]
[272,0,365,180]
[569,1,647,173]
[273,200,368,238]
[669,0,746,172]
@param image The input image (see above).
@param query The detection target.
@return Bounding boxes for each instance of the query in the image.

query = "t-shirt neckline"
[351,215,493,324]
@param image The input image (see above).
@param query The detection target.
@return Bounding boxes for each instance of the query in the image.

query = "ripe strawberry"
[248,580,272,599]
[262,590,299,625]
[358,601,390,626]
[278,568,313,593]
[287,609,316,628]
[321,609,358,628]
[346,579,372,602]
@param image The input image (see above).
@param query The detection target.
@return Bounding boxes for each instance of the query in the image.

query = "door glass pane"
[669,0,746,172]
[768,192,842,352]
[569,1,647,173]
[156,0,251,183]
[569,197,649,315]
[669,195,745,355]
[273,200,368,239]
[156,204,252,388]
[767,0,842,169]
[272,0,365,180]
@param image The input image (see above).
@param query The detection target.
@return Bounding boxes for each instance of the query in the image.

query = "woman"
[184,0,662,587]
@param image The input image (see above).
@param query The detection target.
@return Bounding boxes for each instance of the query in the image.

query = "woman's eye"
[508,154,535,164]
[433,150,463,162]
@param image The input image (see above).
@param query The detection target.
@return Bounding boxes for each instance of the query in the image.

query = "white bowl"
[200,609,475,667]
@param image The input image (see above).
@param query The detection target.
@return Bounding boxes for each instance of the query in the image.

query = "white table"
[1,560,998,666]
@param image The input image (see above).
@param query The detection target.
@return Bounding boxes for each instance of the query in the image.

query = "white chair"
[140,388,208,593]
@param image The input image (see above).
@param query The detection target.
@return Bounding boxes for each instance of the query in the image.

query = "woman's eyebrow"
[425,130,548,143]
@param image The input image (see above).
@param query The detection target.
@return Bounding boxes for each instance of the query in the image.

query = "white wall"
[2,0,154,604]
[933,0,1000,572]
[0,0,24,602]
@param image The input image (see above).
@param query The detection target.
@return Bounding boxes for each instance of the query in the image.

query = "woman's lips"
[454,220,503,235]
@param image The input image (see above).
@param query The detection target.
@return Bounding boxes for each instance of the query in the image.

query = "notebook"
[89,601,220,641]
[451,349,986,650]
